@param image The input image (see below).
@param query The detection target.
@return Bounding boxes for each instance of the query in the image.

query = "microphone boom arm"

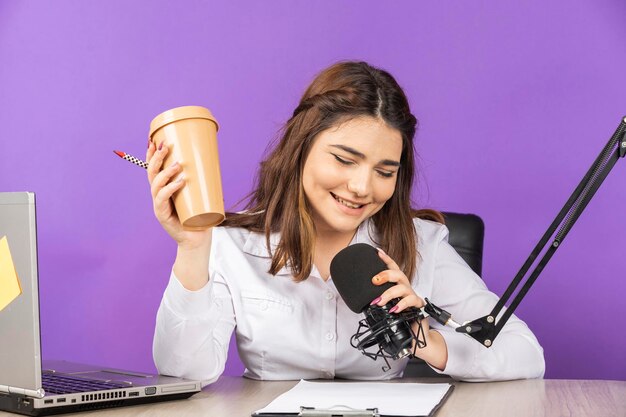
[431,117,626,348]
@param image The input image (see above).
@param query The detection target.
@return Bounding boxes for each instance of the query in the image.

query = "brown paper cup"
[149,106,224,229]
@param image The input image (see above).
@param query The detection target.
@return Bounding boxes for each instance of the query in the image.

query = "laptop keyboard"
[42,373,130,395]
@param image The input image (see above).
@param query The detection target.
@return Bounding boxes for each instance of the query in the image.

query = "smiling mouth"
[331,193,366,209]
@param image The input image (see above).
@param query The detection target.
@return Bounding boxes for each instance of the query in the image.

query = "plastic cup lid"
[149,105,220,139]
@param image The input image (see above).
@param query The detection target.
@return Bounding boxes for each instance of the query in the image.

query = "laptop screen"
[0,192,43,393]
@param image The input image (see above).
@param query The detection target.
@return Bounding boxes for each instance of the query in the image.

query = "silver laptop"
[0,192,201,416]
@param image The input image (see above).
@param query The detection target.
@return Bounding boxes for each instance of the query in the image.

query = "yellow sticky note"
[0,236,22,311]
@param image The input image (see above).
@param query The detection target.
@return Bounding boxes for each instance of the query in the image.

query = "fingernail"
[170,161,179,168]
[372,275,380,283]
[370,297,381,305]
[175,175,185,183]
[377,248,386,255]
[158,142,163,151]
[389,305,398,313]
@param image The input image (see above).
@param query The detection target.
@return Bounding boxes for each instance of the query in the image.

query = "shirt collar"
[242,218,379,276]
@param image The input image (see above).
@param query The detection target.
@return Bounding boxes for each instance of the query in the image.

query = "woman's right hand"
[146,141,212,250]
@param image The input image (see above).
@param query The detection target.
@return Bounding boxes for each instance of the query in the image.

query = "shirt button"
[325,332,334,341]
[325,292,334,300]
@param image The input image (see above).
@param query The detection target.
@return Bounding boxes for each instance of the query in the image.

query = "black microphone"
[330,243,427,371]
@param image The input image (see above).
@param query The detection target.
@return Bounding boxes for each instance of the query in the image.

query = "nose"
[347,168,372,198]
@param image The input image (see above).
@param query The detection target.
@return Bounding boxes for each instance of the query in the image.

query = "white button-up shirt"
[153,218,545,385]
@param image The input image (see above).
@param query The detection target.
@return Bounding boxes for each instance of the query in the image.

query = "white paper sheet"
[255,380,452,416]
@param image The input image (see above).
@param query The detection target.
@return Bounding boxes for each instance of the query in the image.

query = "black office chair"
[402,212,485,378]
[441,212,484,277]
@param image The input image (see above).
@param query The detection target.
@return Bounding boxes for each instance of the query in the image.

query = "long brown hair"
[222,61,443,281]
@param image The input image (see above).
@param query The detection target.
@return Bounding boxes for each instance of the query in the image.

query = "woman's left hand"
[370,249,425,312]
[371,248,448,371]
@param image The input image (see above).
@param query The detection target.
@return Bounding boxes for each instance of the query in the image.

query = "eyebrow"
[329,144,401,167]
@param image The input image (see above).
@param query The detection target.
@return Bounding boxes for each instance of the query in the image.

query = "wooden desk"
[1,377,624,417]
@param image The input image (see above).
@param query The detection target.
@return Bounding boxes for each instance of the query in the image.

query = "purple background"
[1,1,625,381]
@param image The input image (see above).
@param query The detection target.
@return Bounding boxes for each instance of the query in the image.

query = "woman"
[147,61,545,385]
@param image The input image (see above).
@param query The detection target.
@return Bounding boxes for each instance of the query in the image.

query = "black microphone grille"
[330,243,394,313]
